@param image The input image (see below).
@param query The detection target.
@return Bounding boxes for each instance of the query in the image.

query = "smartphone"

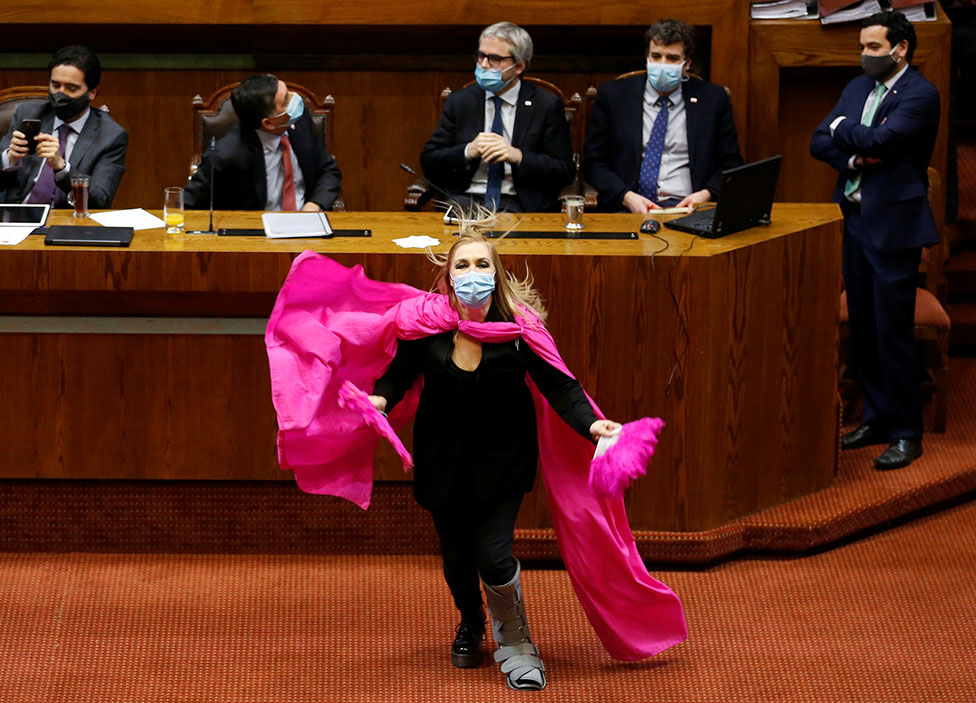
[19,118,41,155]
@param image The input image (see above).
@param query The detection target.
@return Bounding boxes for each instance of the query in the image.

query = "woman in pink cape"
[266,232,687,691]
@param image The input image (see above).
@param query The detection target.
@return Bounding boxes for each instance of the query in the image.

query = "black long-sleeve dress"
[373,330,598,510]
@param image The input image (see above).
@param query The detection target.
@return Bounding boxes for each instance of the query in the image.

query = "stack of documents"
[820,0,882,25]
[891,1,936,21]
[750,0,813,19]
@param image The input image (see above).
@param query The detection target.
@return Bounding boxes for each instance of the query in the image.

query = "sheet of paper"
[0,226,37,246]
[90,208,166,230]
[655,206,693,215]
[393,235,440,249]
[262,212,332,238]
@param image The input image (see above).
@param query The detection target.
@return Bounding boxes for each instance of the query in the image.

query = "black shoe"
[841,424,889,450]
[451,618,485,668]
[874,439,922,470]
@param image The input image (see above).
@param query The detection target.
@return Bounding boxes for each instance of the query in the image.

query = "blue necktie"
[638,97,670,204]
[484,96,504,211]
[27,124,70,205]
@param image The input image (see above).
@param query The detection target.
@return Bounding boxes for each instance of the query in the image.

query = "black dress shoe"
[451,618,485,668]
[841,424,889,450]
[874,439,923,470]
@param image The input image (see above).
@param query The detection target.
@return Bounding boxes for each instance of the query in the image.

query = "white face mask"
[646,61,684,94]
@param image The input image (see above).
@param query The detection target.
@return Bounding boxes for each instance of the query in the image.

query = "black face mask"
[48,90,91,121]
[861,49,898,83]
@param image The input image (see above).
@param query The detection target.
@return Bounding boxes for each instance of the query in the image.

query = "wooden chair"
[0,85,111,136]
[581,71,726,210]
[404,76,583,211]
[839,167,951,432]
[191,82,345,211]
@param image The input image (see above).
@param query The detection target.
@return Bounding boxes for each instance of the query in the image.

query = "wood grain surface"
[0,207,842,530]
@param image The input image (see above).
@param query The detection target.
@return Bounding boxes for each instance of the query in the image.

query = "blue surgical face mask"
[475,65,510,94]
[285,92,304,125]
[452,270,496,308]
[646,61,684,94]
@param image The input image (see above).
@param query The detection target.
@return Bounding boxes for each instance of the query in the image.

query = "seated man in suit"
[420,22,575,213]
[185,74,341,211]
[582,18,743,213]
[1,45,128,209]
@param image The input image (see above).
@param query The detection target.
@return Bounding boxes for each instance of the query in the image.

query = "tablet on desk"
[0,204,50,228]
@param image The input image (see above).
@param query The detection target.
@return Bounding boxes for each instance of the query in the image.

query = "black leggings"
[429,493,523,621]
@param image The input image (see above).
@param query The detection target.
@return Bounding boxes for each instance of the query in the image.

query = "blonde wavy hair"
[427,224,547,324]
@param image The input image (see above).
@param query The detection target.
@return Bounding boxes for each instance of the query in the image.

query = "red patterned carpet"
[2,497,975,702]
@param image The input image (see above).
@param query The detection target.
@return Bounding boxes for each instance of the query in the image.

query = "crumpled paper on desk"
[393,235,440,249]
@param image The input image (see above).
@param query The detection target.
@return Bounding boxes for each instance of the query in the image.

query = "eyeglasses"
[473,51,515,68]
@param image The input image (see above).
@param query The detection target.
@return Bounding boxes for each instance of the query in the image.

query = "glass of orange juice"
[163,187,185,234]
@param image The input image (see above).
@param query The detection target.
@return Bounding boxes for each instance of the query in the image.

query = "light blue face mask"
[452,270,496,308]
[284,92,304,125]
[475,65,510,94]
[646,61,684,94]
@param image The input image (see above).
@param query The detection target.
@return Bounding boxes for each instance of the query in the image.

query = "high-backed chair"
[839,167,951,432]
[191,82,345,211]
[0,85,112,136]
[404,76,583,211]
[581,71,724,210]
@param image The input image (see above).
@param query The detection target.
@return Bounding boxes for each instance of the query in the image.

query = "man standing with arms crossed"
[811,11,941,470]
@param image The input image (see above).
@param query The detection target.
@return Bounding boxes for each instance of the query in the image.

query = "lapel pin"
[892,90,898,95]
[689,97,698,103]
[524,100,532,106]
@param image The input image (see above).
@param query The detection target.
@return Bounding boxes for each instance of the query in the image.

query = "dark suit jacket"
[582,74,743,211]
[810,66,940,251]
[419,81,575,213]
[184,107,341,211]
[0,102,128,209]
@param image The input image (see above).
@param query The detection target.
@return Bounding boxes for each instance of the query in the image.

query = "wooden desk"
[0,206,843,531]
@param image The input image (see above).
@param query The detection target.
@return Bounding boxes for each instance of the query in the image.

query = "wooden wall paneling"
[1,1,752,211]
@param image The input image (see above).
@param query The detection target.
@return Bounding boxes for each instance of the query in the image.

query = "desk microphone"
[399,163,462,222]
[187,136,217,234]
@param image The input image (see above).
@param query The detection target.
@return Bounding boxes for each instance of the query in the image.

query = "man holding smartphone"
[1,45,128,209]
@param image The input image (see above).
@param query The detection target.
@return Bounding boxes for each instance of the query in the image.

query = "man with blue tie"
[1,46,128,209]
[811,11,940,470]
[582,18,743,213]
[420,22,575,213]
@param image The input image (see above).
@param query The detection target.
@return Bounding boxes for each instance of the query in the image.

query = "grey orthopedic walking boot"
[482,559,546,690]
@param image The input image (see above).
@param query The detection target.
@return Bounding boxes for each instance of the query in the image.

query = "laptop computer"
[663,155,782,238]
[44,225,134,247]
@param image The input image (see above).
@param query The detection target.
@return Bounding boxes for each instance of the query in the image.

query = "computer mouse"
[640,219,661,235]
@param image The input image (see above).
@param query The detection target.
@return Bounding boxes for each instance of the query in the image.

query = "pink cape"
[266,251,687,660]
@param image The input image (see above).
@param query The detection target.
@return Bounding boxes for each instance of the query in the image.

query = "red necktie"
[280,133,297,211]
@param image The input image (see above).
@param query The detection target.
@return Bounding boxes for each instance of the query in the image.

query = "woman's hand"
[367,395,387,414]
[589,419,622,441]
